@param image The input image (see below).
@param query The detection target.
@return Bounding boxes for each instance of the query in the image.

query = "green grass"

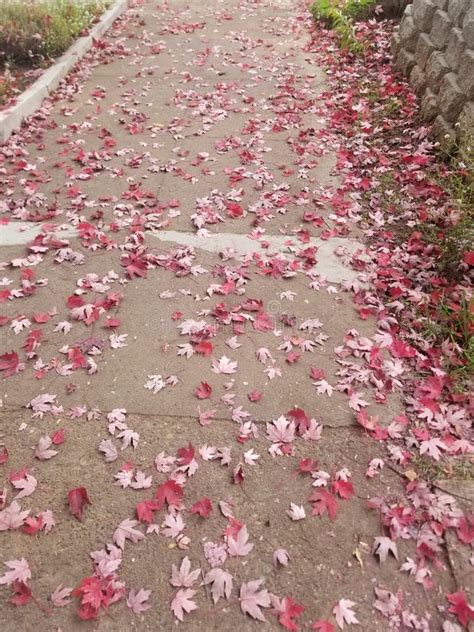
[421,294,474,387]
[410,453,474,483]
[0,0,108,67]
[309,0,376,54]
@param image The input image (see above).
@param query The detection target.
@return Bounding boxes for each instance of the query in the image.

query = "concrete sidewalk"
[0,1,463,630]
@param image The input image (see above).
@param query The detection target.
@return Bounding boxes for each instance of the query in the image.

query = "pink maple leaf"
[171,588,197,621]
[227,524,254,557]
[0,500,30,530]
[348,392,369,411]
[12,474,37,500]
[170,557,200,588]
[239,579,271,621]
[266,416,295,444]
[113,519,145,549]
[333,599,359,628]
[372,536,398,563]
[35,436,58,460]
[50,584,72,607]
[273,548,290,567]
[0,559,31,586]
[203,568,233,604]
[212,355,237,374]
[127,588,152,614]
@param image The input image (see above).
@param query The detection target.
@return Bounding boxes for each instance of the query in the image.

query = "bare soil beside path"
[0,1,471,631]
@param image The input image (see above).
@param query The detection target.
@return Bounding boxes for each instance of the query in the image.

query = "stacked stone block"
[392,0,474,148]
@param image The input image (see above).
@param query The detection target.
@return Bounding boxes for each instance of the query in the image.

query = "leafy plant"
[0,0,108,67]
[309,0,376,53]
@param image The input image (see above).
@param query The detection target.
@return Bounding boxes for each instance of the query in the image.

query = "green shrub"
[309,0,374,54]
[0,0,108,66]
[344,0,377,20]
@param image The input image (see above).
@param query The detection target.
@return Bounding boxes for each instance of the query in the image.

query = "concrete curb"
[0,0,129,145]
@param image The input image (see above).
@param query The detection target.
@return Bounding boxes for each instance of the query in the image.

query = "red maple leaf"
[308,490,338,520]
[286,352,301,364]
[32,312,50,324]
[312,620,335,632]
[23,329,42,353]
[67,295,84,309]
[253,311,273,332]
[447,590,474,627]
[0,445,8,464]
[136,500,159,524]
[190,497,212,518]
[155,479,183,510]
[10,581,32,606]
[248,390,263,402]
[67,487,91,522]
[463,251,474,266]
[195,382,212,399]
[310,367,325,380]
[194,341,213,356]
[226,202,243,218]
[0,352,20,378]
[51,429,65,445]
[73,575,124,620]
[177,443,195,466]
[274,597,305,631]
[332,480,354,500]
[287,407,310,433]
[390,338,416,359]
[22,515,43,535]
[121,253,148,279]
[456,514,474,545]
[299,458,318,474]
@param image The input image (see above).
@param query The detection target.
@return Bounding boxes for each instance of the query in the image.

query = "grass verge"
[0,0,109,108]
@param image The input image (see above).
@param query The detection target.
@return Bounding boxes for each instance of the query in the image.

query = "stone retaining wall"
[392,0,473,149]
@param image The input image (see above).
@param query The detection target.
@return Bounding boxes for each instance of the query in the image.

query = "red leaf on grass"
[51,429,65,445]
[22,515,43,535]
[67,487,91,522]
[10,581,32,606]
